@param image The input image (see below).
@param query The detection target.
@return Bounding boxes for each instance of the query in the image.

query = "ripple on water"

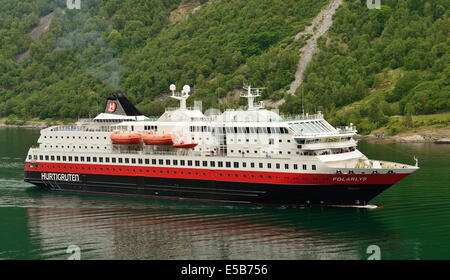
[0,162,25,169]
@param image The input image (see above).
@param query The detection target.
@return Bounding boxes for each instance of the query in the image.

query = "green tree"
[107,29,125,51]
[368,101,389,126]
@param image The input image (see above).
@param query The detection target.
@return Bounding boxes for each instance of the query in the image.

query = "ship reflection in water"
[21,187,408,260]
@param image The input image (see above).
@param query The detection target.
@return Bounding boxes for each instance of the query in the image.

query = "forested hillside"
[0,0,449,134]
[281,0,449,133]
[0,0,327,120]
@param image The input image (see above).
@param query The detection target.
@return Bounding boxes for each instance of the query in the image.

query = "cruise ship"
[24,84,419,206]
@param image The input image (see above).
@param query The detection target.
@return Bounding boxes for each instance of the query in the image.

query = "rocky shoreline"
[0,123,48,129]
[355,134,450,144]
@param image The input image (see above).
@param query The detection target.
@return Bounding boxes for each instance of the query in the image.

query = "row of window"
[144,125,158,131]
[94,119,132,123]
[296,137,352,144]
[31,163,317,179]
[228,138,291,143]
[224,127,289,134]
[229,149,294,155]
[190,126,213,132]
[44,135,107,140]
[188,126,290,134]
[43,145,107,150]
[30,154,317,170]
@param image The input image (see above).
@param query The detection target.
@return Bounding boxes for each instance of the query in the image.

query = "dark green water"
[0,128,449,260]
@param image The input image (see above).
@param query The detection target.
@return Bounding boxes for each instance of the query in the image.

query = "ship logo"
[107,101,117,113]
[41,173,80,182]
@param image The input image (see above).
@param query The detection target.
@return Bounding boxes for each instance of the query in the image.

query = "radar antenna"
[170,84,191,110]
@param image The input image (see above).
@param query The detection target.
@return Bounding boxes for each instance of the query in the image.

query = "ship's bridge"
[287,112,336,135]
[286,112,357,139]
[283,112,358,157]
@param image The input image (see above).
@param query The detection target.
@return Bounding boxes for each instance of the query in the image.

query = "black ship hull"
[24,170,392,206]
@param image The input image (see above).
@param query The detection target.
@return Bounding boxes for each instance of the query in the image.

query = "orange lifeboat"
[110,131,142,145]
[172,141,198,149]
[142,131,174,145]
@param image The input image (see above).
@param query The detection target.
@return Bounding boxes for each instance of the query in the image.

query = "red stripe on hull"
[24,161,411,186]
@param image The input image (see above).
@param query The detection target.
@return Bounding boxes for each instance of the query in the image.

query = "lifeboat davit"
[110,131,142,145]
[172,141,197,149]
[142,131,174,145]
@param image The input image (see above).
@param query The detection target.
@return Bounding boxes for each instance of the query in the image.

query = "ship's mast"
[241,84,264,111]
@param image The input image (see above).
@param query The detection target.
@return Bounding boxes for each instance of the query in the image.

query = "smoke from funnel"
[55,7,122,91]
